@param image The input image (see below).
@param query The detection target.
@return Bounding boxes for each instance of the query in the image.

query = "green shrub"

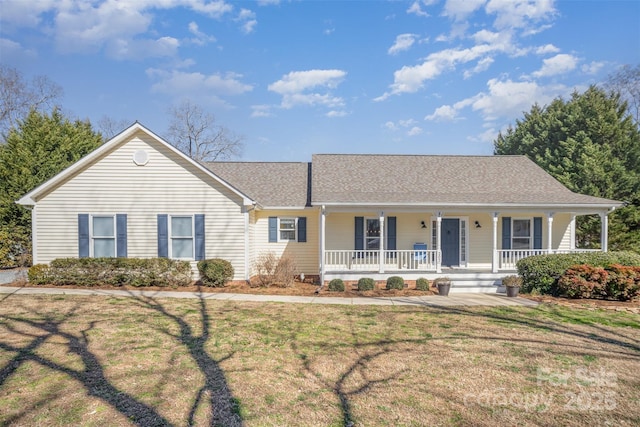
[0,226,31,268]
[516,251,640,295]
[557,264,640,301]
[357,277,375,291]
[501,275,522,288]
[415,277,430,291]
[27,258,192,287]
[328,278,345,292]
[386,276,404,290]
[198,258,234,287]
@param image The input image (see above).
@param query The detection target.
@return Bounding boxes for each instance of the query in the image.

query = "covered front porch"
[319,208,611,284]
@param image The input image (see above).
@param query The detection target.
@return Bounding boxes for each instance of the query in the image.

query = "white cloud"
[407,1,432,17]
[534,44,560,55]
[462,77,563,120]
[384,118,422,135]
[443,0,486,21]
[188,22,216,45]
[425,105,460,121]
[267,70,347,110]
[326,110,348,118]
[463,56,494,78]
[532,53,578,78]
[407,126,423,136]
[485,0,557,31]
[147,69,253,104]
[107,36,180,60]
[388,33,417,55]
[0,37,37,60]
[251,105,273,118]
[1,0,234,59]
[582,61,606,75]
[376,43,501,100]
[237,8,257,34]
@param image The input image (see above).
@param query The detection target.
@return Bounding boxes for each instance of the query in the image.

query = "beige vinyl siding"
[252,209,319,277]
[34,131,247,280]
[553,213,573,250]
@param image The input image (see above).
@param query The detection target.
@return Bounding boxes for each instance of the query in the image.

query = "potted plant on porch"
[502,275,522,297]
[433,277,451,296]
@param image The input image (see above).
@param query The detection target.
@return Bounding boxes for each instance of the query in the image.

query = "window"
[170,216,194,259]
[92,215,115,257]
[512,219,531,249]
[279,218,296,241]
[365,218,380,250]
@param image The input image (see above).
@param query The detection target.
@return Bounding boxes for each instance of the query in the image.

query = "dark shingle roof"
[311,154,620,207]
[206,161,310,207]
[205,155,620,208]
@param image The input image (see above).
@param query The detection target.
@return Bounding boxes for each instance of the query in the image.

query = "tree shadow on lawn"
[0,303,174,426]
[0,291,244,427]
[125,289,243,427]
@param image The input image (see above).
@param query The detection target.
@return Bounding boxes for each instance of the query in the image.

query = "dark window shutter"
[297,217,307,242]
[533,217,543,249]
[387,216,397,250]
[78,214,89,258]
[502,217,511,250]
[268,217,277,242]
[116,214,127,258]
[354,217,364,250]
[157,214,168,258]
[195,214,205,260]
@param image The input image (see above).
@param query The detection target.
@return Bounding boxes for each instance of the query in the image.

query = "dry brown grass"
[1,293,638,426]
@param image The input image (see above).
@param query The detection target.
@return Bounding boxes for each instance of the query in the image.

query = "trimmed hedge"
[516,251,640,295]
[557,264,640,301]
[328,278,345,292]
[386,276,404,290]
[198,258,234,287]
[415,277,430,291]
[28,258,192,287]
[357,277,375,291]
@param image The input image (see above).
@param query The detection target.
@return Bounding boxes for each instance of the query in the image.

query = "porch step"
[447,277,504,294]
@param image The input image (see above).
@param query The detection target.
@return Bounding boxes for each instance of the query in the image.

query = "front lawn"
[1,294,638,426]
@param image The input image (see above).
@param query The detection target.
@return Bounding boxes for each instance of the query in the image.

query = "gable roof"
[311,154,620,208]
[17,122,254,206]
[206,161,310,208]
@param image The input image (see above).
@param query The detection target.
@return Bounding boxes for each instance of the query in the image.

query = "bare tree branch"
[166,100,243,162]
[604,64,640,127]
[97,116,132,140]
[0,66,63,139]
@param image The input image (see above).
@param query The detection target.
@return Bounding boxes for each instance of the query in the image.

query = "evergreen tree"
[0,109,103,266]
[494,86,640,252]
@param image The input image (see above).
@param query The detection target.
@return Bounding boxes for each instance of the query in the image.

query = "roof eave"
[16,122,256,207]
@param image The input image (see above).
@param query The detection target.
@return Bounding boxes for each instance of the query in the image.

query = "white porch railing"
[497,249,601,270]
[324,250,440,272]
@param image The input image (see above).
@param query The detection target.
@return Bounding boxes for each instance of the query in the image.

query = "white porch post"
[547,212,554,254]
[492,212,499,273]
[243,208,250,281]
[570,214,576,250]
[320,206,326,285]
[379,211,385,273]
[600,211,609,252]
[436,212,442,274]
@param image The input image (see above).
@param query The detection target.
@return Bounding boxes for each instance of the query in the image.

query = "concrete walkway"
[0,286,539,307]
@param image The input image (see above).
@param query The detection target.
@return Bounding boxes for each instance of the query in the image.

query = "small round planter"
[506,286,520,297]
[437,282,451,296]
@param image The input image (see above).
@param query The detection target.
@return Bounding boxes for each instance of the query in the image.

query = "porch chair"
[413,243,427,263]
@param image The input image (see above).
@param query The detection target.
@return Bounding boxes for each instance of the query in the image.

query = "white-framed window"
[512,218,532,249]
[279,218,297,241]
[365,218,380,250]
[91,215,116,257]
[170,215,194,259]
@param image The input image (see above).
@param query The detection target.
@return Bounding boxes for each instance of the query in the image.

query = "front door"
[441,218,460,267]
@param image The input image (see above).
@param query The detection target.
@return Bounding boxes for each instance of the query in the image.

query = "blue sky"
[1,0,639,161]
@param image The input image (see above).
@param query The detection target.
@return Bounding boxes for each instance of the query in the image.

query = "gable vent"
[133,150,149,166]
